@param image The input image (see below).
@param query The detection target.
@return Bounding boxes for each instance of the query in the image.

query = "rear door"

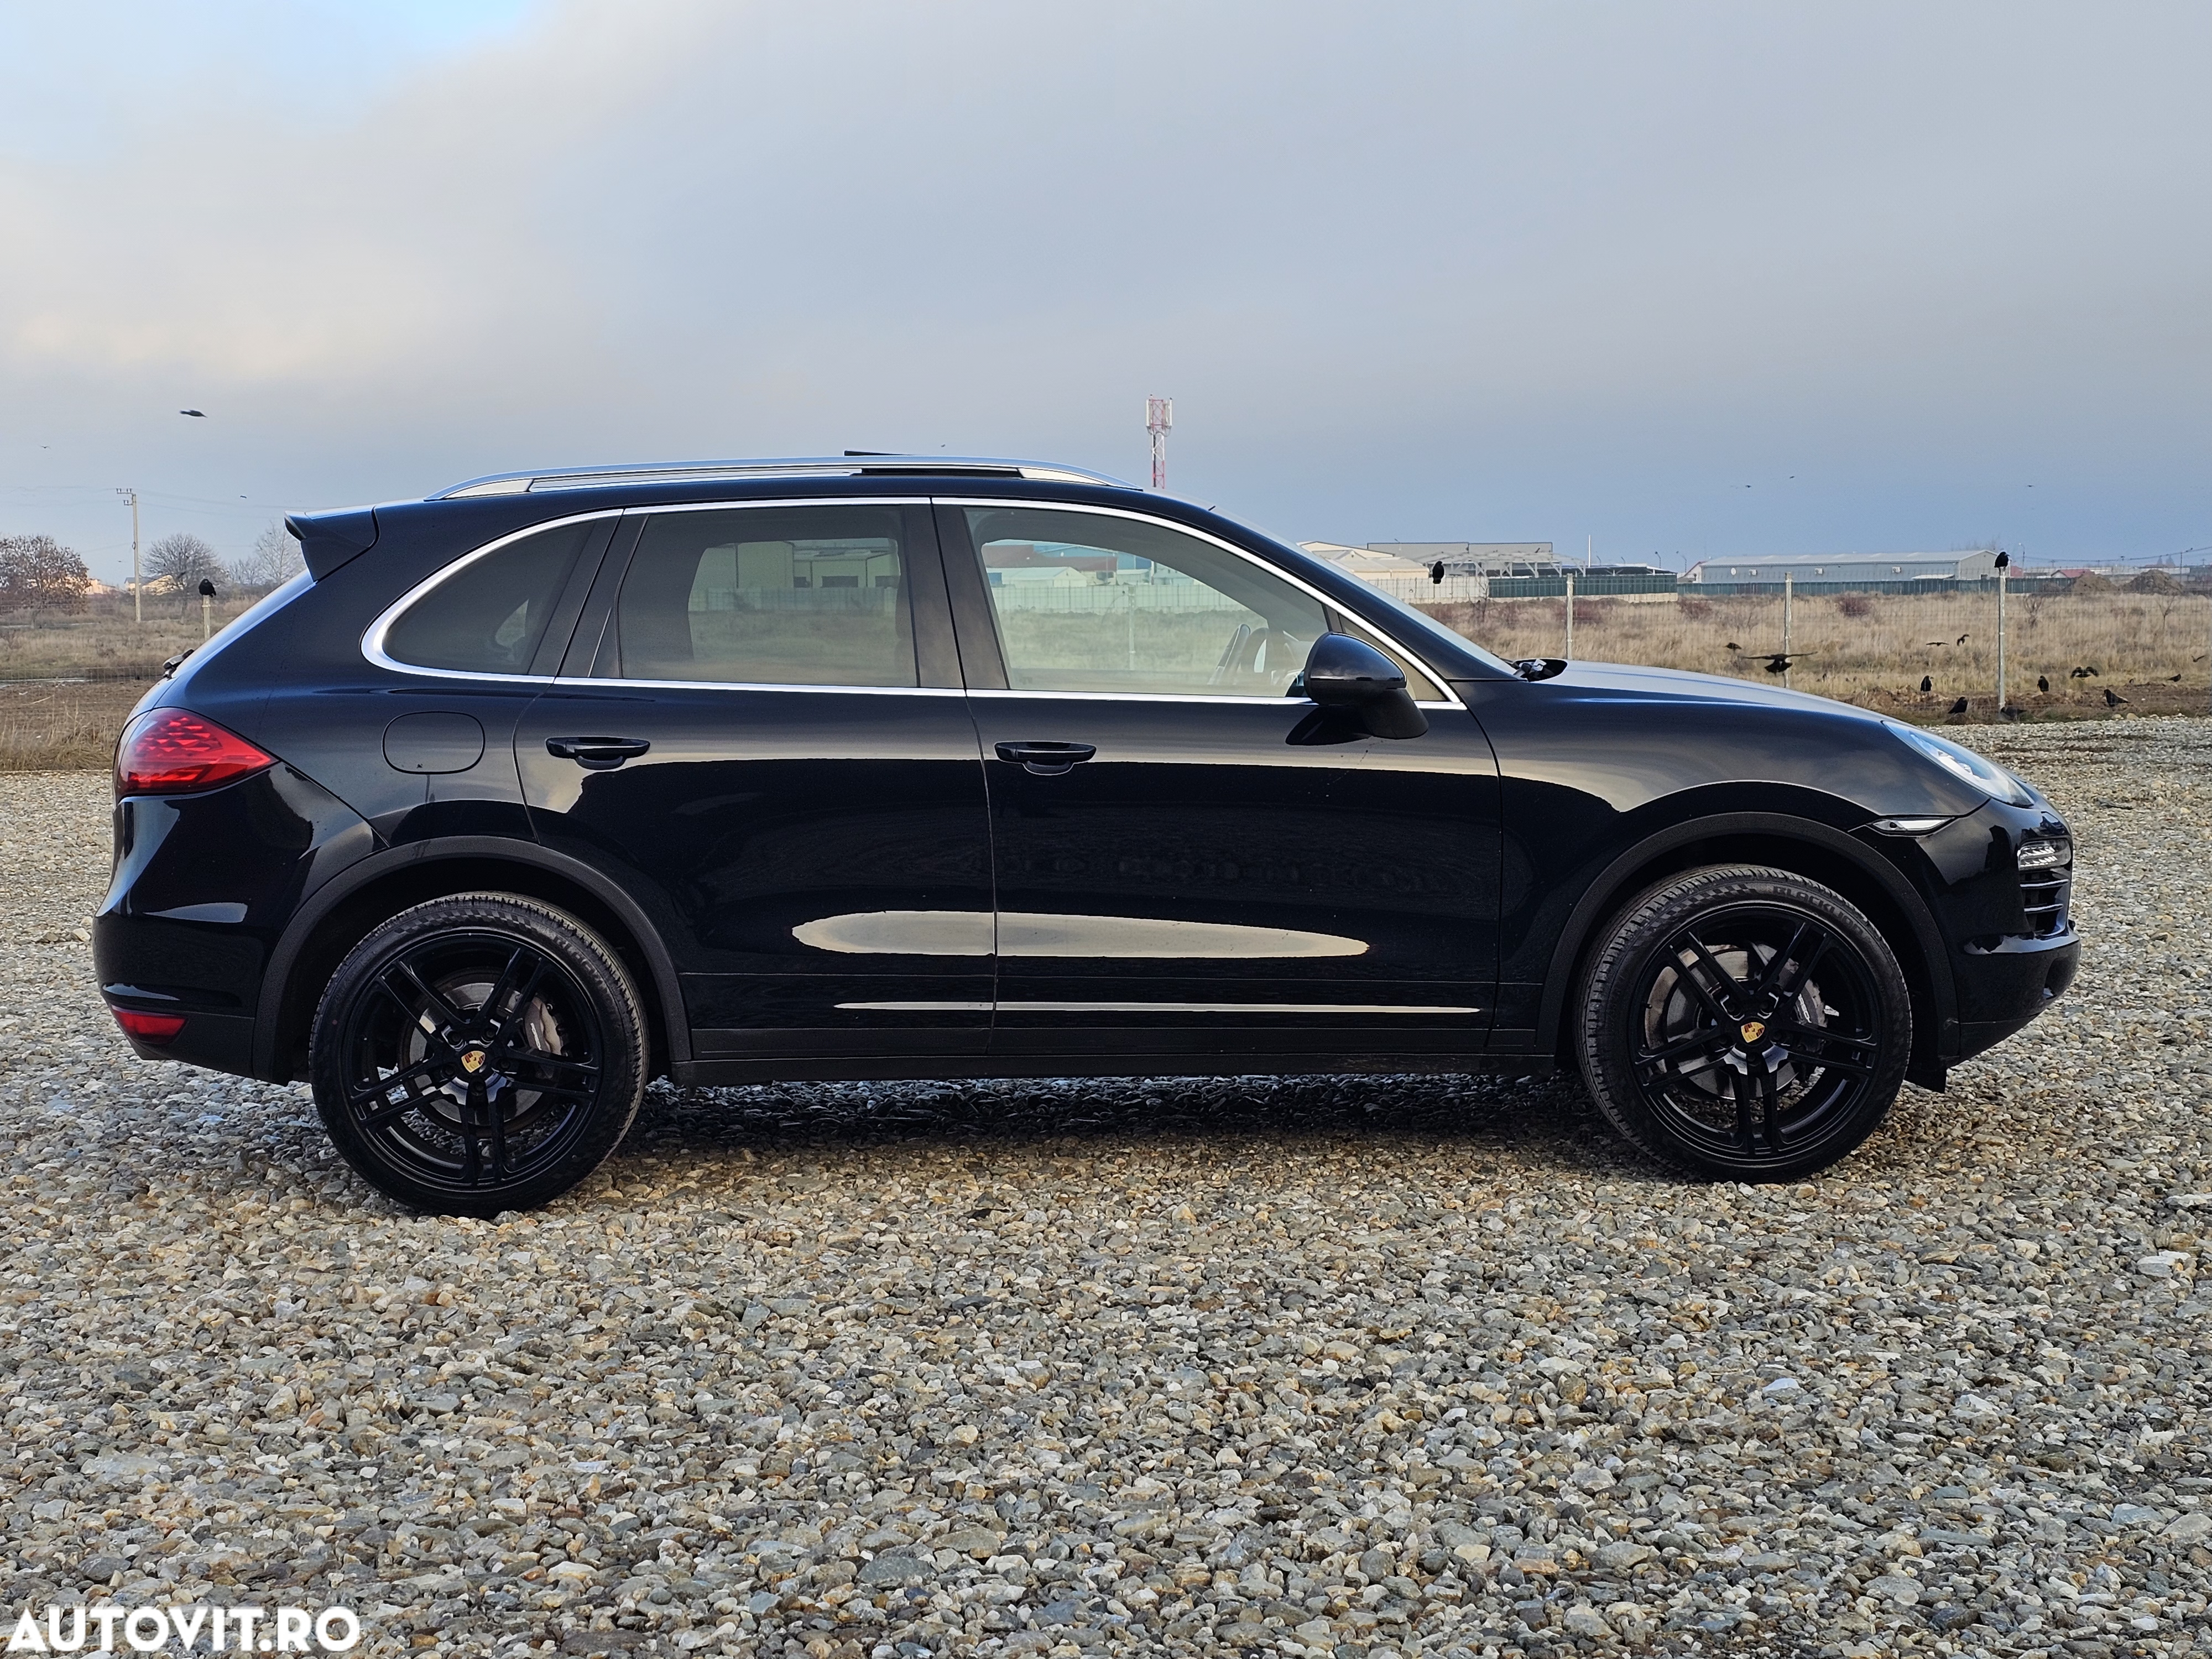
[941,500,1502,1064]
[515,498,993,1060]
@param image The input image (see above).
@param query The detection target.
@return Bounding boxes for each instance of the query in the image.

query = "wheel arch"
[1535,812,1955,1087]
[253,837,688,1084]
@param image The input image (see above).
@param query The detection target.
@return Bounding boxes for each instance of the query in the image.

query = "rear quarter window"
[380,519,599,675]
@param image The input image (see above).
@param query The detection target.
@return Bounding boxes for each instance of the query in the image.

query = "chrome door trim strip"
[932,495,1466,710]
[838,1000,1483,1015]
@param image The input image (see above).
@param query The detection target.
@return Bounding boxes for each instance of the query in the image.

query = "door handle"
[995,741,1097,776]
[546,736,652,771]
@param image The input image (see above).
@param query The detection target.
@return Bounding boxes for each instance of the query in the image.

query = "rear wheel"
[310,893,646,1215]
[1574,865,1911,1180]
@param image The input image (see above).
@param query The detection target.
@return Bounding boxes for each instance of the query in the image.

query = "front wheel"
[310,893,647,1215]
[1574,865,1912,1180]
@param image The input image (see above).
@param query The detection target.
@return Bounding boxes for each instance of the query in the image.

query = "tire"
[310,892,647,1215]
[1573,864,1911,1180]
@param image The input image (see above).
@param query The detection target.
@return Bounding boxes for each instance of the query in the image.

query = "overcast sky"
[2,1,2206,580]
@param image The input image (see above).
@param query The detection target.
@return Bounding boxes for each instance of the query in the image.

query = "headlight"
[1886,722,2034,807]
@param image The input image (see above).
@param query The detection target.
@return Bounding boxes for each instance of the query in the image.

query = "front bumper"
[1948,927,2080,1062]
[1891,795,2080,1067]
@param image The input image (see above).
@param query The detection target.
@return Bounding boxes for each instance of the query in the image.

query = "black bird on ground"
[2105,687,2128,707]
[1725,641,1740,652]
[1919,675,1933,693]
[2001,705,2022,721]
[1948,697,1970,714]
[2070,666,2099,679]
[2168,673,2184,682]
[2038,675,2050,693]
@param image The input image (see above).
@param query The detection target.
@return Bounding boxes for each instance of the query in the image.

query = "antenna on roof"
[1145,397,1172,490]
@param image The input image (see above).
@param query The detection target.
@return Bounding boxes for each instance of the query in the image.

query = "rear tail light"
[115,708,275,796]
[112,1007,186,1044]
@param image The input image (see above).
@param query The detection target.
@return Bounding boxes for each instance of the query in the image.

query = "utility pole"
[1145,397,1172,490]
[116,488,141,623]
[1783,572,1793,691]
[1995,550,2010,711]
[1564,569,1575,659]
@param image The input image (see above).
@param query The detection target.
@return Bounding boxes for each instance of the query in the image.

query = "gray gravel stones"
[3,718,2212,1659]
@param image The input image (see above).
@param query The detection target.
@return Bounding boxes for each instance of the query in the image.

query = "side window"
[382,519,597,675]
[964,507,1329,696]
[617,505,916,687]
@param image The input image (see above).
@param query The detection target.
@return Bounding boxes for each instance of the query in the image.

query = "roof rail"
[432,455,1133,500]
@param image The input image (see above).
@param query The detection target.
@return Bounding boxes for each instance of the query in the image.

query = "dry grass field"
[2,588,2205,773]
[0,679,150,771]
[0,593,260,770]
[0,591,257,682]
[1422,586,2212,719]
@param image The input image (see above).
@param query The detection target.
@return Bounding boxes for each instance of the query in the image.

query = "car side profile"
[95,456,2079,1213]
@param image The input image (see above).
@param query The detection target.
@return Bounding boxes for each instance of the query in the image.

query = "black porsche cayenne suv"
[96,456,2079,1213]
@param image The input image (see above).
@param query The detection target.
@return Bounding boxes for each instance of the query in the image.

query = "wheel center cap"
[1739,1019,1767,1045]
[458,1047,488,1074]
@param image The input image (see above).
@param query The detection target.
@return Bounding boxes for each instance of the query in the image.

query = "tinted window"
[966,507,1329,696]
[618,505,916,687]
[384,519,596,675]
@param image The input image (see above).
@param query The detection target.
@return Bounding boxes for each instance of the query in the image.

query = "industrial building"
[1684,550,2003,587]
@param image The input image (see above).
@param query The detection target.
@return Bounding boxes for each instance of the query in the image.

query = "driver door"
[940,500,1503,1062]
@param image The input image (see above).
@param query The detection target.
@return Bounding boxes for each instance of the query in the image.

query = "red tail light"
[116,708,275,796]
[112,1007,186,1044]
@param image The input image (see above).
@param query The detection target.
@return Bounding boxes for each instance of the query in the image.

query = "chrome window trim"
[361,496,937,687]
[937,495,1466,711]
[361,507,628,684]
[550,677,968,698]
[363,493,1464,711]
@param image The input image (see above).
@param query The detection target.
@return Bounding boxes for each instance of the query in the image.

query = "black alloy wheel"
[1575,865,1912,1180]
[311,893,646,1214]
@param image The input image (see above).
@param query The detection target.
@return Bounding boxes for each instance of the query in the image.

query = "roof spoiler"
[285,507,379,580]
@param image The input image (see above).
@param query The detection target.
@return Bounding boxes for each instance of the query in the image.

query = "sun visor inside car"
[285,507,380,579]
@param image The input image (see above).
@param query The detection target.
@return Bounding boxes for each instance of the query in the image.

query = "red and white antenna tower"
[1145,395,1172,489]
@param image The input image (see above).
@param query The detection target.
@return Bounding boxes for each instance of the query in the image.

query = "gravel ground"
[3,719,2210,1659]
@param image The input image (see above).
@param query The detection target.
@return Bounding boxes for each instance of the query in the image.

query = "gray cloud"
[2,0,2206,575]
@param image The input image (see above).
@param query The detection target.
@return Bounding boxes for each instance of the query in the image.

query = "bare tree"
[145,531,226,594]
[0,534,93,612]
[229,521,304,591]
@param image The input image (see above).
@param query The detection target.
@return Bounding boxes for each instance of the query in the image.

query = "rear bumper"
[95,765,376,1082]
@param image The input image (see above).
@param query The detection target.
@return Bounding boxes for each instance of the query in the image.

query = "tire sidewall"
[311,893,646,1215]
[1577,867,1913,1181]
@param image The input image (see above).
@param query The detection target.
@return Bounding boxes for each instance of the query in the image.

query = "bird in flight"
[2070,666,2099,679]
[1763,652,1808,675]
[1955,633,1969,646]
[180,409,206,418]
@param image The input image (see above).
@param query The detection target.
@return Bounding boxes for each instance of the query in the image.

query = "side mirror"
[1300,633,1428,739]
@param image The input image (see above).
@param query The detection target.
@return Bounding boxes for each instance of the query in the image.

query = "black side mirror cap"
[1301,633,1428,739]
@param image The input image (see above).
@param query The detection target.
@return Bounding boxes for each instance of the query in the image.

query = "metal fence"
[1413,575,2212,721]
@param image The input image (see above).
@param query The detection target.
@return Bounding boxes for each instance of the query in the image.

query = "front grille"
[2020,864,2072,936]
